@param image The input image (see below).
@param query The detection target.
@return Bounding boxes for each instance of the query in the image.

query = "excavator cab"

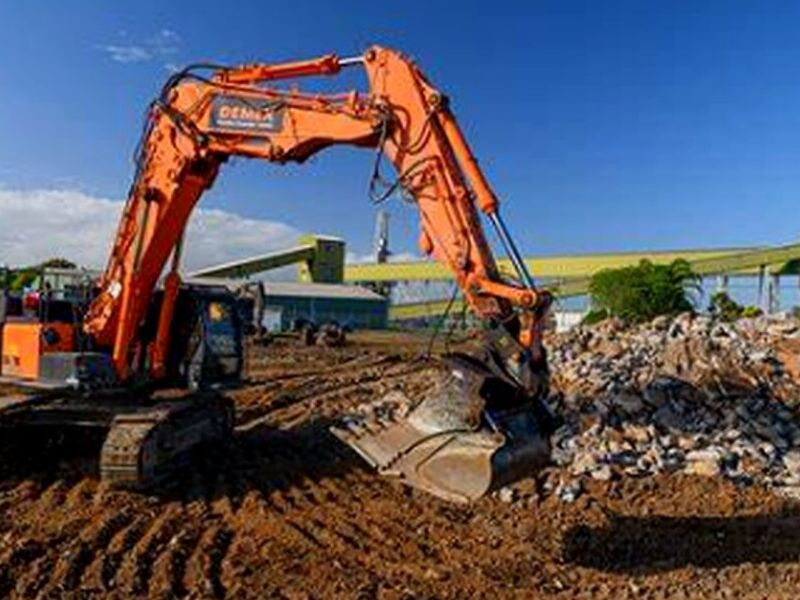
[147,283,246,390]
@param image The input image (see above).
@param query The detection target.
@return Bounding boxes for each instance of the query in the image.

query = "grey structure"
[261,282,388,330]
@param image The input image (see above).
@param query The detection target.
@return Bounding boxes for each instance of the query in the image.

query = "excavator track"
[100,395,234,490]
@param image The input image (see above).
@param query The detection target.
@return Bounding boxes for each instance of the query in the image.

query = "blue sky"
[1,1,800,266]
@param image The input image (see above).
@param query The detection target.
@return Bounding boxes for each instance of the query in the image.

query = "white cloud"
[102,44,152,63]
[147,29,181,55]
[99,29,182,65]
[0,188,300,273]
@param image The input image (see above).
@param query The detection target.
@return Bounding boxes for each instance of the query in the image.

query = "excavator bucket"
[331,356,554,503]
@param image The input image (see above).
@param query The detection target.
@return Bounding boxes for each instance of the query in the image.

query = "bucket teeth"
[330,393,415,470]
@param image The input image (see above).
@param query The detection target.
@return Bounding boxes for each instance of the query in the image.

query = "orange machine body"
[1,321,75,380]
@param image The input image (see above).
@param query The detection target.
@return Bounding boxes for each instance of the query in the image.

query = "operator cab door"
[160,286,244,389]
[191,294,243,389]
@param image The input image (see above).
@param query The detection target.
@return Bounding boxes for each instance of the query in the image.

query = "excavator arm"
[85,45,550,388]
[83,46,554,501]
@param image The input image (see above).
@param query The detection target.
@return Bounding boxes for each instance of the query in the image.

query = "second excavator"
[0,45,554,502]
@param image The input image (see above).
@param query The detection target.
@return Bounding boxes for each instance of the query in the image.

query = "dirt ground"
[2,331,800,599]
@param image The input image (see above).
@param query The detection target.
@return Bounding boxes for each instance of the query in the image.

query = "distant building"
[187,277,389,332]
[186,234,388,331]
[260,281,387,331]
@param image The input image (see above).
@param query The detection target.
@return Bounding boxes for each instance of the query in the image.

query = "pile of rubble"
[543,312,800,501]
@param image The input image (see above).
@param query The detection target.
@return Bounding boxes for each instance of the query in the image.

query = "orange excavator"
[0,46,554,502]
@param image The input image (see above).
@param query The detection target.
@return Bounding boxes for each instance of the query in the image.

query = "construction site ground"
[1,331,800,599]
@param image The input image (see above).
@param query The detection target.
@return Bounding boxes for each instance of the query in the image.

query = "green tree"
[588,259,701,323]
[708,291,742,322]
[708,291,763,321]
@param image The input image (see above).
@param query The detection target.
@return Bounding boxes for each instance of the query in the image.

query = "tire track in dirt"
[12,552,55,599]
[148,518,204,599]
[43,507,133,594]
[236,361,431,432]
[0,480,40,514]
[84,514,151,592]
[184,523,234,598]
[274,478,365,555]
[228,357,439,577]
[256,445,412,570]
[243,349,407,389]
[0,479,119,597]
[0,335,513,598]
[236,488,328,557]
[312,474,433,568]
[32,479,70,516]
[115,504,184,596]
[247,352,398,383]
[0,538,46,598]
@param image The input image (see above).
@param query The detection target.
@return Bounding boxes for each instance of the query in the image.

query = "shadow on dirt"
[562,510,800,572]
[161,416,369,504]
[0,415,367,504]
[0,425,107,489]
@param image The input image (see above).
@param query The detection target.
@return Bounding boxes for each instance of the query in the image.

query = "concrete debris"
[546,312,800,501]
[556,480,583,503]
[497,487,517,504]
[590,464,613,481]
[684,449,722,477]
